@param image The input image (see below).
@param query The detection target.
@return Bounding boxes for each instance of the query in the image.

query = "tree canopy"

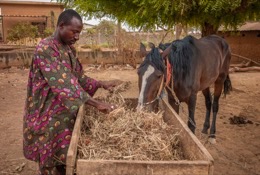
[57,0,260,36]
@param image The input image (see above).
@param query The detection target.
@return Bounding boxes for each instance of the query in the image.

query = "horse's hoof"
[208,137,216,144]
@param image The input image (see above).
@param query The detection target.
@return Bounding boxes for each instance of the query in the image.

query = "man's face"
[59,17,83,45]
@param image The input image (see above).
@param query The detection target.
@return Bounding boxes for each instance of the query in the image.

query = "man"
[23,9,121,175]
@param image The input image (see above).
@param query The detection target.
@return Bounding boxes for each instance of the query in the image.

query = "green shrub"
[81,44,92,49]
[100,42,110,48]
[43,28,54,38]
[7,22,38,42]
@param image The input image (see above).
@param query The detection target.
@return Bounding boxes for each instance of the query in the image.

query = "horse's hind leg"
[202,87,212,134]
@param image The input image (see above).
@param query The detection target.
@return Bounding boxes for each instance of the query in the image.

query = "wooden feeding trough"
[66,98,214,175]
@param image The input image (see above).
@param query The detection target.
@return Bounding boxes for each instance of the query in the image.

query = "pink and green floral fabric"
[23,36,98,169]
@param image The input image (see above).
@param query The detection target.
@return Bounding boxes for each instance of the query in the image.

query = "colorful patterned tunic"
[23,36,99,168]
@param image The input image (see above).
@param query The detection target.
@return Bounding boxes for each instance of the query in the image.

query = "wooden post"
[66,105,85,175]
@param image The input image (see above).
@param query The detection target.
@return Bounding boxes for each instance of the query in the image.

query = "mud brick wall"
[218,31,260,63]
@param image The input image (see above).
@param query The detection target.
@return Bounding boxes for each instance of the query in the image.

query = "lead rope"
[166,82,197,129]
[164,56,198,130]
[165,85,180,106]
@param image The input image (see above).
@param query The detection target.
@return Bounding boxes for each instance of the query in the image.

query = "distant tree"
[95,20,117,46]
[85,28,97,45]
[58,0,260,36]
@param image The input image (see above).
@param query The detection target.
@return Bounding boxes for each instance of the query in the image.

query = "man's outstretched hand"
[85,80,123,113]
[96,101,117,114]
[86,97,117,114]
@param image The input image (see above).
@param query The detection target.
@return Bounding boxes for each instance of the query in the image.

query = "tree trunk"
[175,23,182,40]
[182,24,188,36]
[201,22,218,37]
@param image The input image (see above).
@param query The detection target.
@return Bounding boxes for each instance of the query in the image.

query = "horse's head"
[137,43,166,111]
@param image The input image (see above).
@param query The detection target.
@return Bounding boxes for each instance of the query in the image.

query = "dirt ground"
[0,65,259,175]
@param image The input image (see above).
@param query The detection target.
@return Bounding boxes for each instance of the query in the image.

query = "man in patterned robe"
[23,9,120,175]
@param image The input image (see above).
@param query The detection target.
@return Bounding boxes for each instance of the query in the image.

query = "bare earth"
[0,65,259,175]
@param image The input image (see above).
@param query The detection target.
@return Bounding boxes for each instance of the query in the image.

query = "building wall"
[0,1,64,42]
[218,31,260,63]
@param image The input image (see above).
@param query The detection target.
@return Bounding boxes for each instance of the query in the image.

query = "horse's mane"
[169,35,194,82]
[139,47,166,74]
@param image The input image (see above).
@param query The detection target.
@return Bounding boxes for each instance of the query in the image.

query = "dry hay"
[78,81,184,161]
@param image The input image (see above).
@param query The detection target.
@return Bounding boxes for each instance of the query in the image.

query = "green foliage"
[100,42,112,48]
[7,22,38,42]
[86,28,97,35]
[81,44,92,49]
[43,28,54,38]
[81,43,111,49]
[57,0,260,34]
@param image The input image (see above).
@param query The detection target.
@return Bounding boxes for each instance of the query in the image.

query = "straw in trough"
[78,81,184,161]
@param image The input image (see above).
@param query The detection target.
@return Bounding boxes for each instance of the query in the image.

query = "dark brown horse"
[137,35,232,143]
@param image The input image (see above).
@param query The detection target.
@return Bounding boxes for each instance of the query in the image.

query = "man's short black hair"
[57,9,82,26]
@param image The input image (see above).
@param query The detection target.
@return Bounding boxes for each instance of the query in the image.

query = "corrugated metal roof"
[219,21,260,31]
[0,1,63,6]
[1,14,48,18]
[239,22,260,31]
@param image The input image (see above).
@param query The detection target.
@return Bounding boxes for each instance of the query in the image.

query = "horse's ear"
[140,42,148,57]
[159,43,165,50]
[148,42,155,49]
[159,42,172,51]
[161,44,172,59]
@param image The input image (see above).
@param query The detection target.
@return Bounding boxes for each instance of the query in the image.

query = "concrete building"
[0,1,64,42]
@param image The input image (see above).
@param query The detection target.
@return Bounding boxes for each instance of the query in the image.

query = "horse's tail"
[223,74,232,97]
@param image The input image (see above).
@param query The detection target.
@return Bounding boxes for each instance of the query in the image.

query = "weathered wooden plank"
[70,98,214,175]
[160,98,214,174]
[66,104,85,175]
[77,159,210,175]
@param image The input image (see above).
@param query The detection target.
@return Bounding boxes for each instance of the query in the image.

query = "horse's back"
[195,35,230,69]
[200,35,231,89]
[191,35,231,90]
[203,35,231,73]
[201,35,230,52]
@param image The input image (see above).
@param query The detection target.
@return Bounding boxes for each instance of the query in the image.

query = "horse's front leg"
[202,87,212,134]
[187,94,197,133]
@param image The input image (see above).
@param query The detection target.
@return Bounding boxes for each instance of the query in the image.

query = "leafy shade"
[57,0,260,35]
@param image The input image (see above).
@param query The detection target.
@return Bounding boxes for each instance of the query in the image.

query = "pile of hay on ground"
[78,81,184,161]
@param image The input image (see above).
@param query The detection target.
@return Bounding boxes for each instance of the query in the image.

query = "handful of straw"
[78,81,184,161]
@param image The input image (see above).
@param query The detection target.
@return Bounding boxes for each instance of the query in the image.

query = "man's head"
[56,9,83,45]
